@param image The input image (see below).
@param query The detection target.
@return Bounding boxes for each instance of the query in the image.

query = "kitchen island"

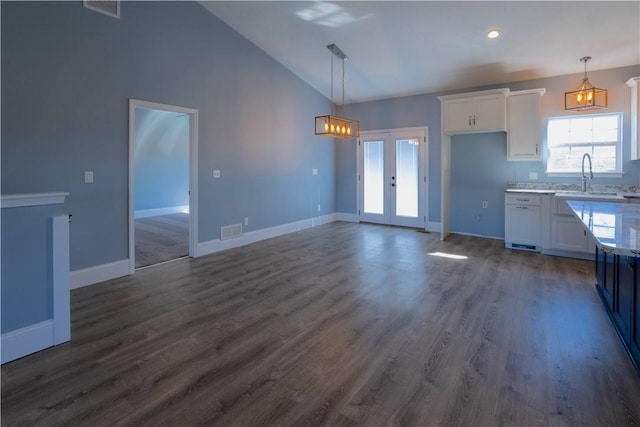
[566,200,640,374]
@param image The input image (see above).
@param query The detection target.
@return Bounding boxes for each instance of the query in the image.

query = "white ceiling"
[200,1,640,105]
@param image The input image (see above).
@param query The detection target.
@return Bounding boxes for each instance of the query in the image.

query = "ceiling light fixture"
[315,44,359,139]
[565,56,608,111]
[487,29,500,39]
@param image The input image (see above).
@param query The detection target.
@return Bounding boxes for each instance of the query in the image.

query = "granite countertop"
[505,188,557,195]
[505,188,638,201]
[566,200,640,256]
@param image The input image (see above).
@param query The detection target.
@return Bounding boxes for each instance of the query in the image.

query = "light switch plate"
[84,171,94,183]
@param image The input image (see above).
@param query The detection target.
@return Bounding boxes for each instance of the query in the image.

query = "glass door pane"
[364,140,384,214]
[395,139,419,218]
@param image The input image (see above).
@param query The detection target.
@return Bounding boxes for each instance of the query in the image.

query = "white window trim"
[547,172,624,178]
[545,112,623,178]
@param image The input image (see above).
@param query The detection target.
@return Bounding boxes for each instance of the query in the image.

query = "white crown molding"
[1,192,69,209]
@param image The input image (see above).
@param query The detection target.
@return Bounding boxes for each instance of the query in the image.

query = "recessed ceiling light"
[487,29,500,39]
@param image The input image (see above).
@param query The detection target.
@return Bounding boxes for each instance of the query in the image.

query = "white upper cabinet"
[627,77,640,160]
[439,89,508,135]
[507,89,545,161]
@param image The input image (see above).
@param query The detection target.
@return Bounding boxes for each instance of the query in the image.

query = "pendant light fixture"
[565,56,608,111]
[315,44,359,139]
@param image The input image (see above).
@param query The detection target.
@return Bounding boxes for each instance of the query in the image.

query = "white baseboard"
[134,205,189,219]
[335,212,359,222]
[70,259,130,290]
[197,213,337,257]
[451,231,504,240]
[1,320,54,364]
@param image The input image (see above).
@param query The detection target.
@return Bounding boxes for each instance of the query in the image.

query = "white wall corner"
[1,320,54,364]
[70,259,130,290]
[52,215,70,345]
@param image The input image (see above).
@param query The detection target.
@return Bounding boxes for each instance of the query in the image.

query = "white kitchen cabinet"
[548,196,599,257]
[505,193,541,251]
[550,216,591,253]
[627,77,640,160]
[439,89,508,135]
[507,89,545,161]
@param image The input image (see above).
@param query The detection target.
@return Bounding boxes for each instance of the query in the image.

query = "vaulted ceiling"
[200,1,640,104]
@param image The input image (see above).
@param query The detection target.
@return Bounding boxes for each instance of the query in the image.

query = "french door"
[357,128,427,227]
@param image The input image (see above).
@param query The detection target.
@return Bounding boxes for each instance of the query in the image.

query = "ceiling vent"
[83,0,120,19]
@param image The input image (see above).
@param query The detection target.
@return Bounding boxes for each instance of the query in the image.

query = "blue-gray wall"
[2,1,335,271]
[342,65,640,236]
[134,108,189,212]
[1,204,64,333]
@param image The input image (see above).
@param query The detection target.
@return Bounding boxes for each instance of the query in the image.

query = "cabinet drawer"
[505,193,541,206]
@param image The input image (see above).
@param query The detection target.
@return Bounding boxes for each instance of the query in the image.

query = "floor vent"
[221,224,243,241]
[83,0,120,18]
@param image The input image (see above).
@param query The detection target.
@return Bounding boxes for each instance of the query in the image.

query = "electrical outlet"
[475,214,481,222]
[244,217,248,226]
[529,172,538,180]
[482,201,488,209]
[213,170,221,179]
[312,169,318,175]
[84,171,94,184]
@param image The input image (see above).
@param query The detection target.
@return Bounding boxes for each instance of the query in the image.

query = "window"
[546,113,622,176]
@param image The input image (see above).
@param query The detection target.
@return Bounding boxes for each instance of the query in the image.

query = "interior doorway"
[128,99,198,272]
[357,127,428,228]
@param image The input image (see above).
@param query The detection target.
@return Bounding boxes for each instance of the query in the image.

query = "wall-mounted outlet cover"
[529,172,538,180]
[84,171,94,183]
[482,201,488,209]
[312,169,318,175]
[213,170,221,178]
[244,217,248,226]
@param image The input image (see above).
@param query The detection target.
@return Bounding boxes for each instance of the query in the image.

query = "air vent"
[84,0,120,19]
[221,224,243,241]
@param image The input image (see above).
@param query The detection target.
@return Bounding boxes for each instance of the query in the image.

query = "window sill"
[546,172,624,179]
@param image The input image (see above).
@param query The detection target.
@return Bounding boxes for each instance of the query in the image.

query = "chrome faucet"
[581,153,593,192]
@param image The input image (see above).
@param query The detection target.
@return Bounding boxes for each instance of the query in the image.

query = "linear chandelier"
[315,44,359,139]
[565,56,608,111]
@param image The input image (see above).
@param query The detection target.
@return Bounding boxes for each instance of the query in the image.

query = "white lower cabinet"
[545,196,602,259]
[505,193,541,251]
[506,191,624,259]
[550,216,592,253]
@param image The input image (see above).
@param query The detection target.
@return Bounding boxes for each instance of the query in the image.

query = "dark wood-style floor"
[135,212,189,268]
[2,222,639,426]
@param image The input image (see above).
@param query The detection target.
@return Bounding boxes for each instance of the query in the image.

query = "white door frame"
[356,126,428,229]
[128,99,199,274]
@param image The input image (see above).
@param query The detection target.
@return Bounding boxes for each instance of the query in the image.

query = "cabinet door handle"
[516,198,529,202]
[473,116,476,126]
[468,116,472,127]
[535,144,538,155]
[516,206,529,210]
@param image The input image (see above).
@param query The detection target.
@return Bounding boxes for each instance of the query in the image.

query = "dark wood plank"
[135,212,189,268]
[2,222,639,426]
